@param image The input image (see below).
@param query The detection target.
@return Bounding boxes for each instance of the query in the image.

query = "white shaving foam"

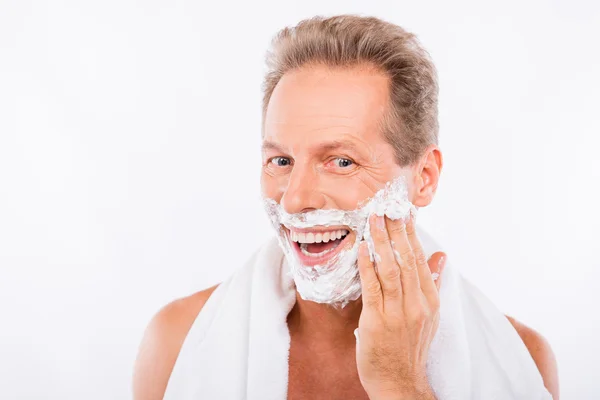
[263,176,416,308]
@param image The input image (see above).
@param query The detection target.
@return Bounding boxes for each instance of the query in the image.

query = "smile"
[284,226,353,266]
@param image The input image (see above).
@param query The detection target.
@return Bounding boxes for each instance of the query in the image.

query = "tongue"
[306,238,341,253]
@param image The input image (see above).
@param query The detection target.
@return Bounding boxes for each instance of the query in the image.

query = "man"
[133,15,558,399]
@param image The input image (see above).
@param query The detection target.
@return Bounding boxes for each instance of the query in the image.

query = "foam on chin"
[263,176,416,308]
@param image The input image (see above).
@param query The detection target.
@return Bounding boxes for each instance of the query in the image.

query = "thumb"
[427,251,446,291]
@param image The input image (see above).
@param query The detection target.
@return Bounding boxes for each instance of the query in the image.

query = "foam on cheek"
[262,176,416,308]
[361,178,415,268]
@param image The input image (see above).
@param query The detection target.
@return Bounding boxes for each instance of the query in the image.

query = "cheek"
[402,173,419,203]
[324,168,413,210]
[260,171,286,201]
[322,177,378,210]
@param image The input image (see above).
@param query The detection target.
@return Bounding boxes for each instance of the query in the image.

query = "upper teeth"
[290,229,349,244]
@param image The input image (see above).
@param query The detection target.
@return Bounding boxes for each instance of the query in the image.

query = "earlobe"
[412,188,433,208]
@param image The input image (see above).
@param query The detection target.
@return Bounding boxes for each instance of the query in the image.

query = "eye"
[335,158,354,168]
[270,156,292,167]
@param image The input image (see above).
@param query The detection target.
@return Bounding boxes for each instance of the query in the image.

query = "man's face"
[261,65,417,269]
[261,65,410,209]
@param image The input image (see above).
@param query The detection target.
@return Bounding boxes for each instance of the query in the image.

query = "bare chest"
[286,341,369,400]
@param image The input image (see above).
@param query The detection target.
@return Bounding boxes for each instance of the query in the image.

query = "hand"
[355,213,446,399]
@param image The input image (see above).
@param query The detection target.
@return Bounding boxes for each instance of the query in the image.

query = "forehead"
[263,65,391,147]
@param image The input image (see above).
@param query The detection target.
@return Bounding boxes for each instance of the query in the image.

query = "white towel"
[163,229,551,399]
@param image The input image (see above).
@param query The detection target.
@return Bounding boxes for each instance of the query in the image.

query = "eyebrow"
[261,139,361,154]
[317,139,361,154]
[261,140,286,153]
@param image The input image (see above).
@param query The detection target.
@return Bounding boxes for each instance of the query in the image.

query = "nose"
[280,163,326,215]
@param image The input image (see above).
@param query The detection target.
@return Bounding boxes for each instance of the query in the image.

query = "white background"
[1,0,599,399]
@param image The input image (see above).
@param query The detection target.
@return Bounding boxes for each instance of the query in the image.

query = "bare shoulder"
[505,315,559,399]
[133,284,220,400]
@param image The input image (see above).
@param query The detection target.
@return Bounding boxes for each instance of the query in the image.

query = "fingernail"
[376,215,386,231]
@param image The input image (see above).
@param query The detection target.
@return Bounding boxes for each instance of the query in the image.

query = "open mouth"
[285,226,353,266]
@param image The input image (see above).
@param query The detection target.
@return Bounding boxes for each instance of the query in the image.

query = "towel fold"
[164,229,551,399]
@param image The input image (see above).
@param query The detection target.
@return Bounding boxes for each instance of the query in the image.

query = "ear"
[412,145,443,207]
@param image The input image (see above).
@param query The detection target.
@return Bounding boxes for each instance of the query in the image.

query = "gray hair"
[262,15,439,166]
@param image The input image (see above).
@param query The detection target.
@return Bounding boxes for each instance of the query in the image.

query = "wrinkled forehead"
[263,66,391,147]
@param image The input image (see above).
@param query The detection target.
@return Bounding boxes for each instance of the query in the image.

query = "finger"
[370,214,402,302]
[426,304,441,347]
[427,252,446,292]
[405,216,438,298]
[385,215,420,298]
[357,240,382,308]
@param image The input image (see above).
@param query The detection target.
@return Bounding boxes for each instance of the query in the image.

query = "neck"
[287,291,362,349]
